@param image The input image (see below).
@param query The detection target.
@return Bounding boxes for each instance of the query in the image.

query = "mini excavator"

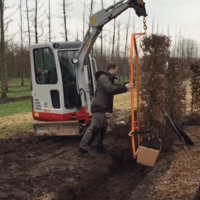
[30,0,147,136]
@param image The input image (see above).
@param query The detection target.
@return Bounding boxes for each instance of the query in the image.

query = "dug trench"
[0,123,172,200]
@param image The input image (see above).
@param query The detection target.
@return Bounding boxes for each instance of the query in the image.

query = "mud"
[0,123,152,200]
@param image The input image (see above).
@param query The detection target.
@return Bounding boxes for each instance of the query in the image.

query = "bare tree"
[89,0,94,24]
[122,10,131,80]
[89,0,95,57]
[33,0,44,44]
[100,0,104,67]
[82,0,85,40]
[172,30,199,61]
[19,0,24,86]
[62,0,72,41]
[0,0,7,99]
[151,11,154,34]
[25,0,32,80]
[47,0,51,42]
[34,0,38,43]
[111,8,116,61]
[156,22,159,34]
[63,0,68,41]
[25,0,31,46]
[7,40,15,78]
[117,19,121,80]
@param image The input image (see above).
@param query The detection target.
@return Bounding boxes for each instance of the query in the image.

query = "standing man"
[78,63,134,156]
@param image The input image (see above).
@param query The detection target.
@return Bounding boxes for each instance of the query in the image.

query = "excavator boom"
[75,0,147,117]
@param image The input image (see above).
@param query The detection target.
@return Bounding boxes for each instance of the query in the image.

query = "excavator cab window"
[58,51,81,109]
[34,48,57,84]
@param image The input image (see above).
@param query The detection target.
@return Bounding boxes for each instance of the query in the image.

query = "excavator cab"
[30,41,97,136]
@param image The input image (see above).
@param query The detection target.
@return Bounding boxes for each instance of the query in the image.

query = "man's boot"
[78,146,89,157]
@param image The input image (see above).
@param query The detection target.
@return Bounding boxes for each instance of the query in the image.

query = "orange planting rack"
[129,33,145,159]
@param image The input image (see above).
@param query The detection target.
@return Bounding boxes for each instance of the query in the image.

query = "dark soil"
[0,123,153,200]
[181,112,200,126]
[1,110,198,200]
[140,138,161,150]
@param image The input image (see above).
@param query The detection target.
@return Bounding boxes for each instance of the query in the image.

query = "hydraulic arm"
[74,0,147,112]
[77,0,147,65]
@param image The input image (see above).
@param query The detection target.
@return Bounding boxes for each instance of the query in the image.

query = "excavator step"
[33,120,80,136]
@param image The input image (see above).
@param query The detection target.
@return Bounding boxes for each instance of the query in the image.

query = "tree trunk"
[123,10,130,81]
[20,0,24,86]
[48,0,51,42]
[111,0,116,61]
[35,0,38,44]
[63,0,68,41]
[82,0,85,41]
[33,0,44,44]
[89,0,94,57]
[111,18,116,61]
[100,0,104,68]
[26,0,31,82]
[117,20,121,81]
[0,0,8,99]
[26,0,31,46]
[89,0,94,26]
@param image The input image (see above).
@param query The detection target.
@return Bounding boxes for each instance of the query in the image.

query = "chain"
[143,17,147,32]
[139,0,147,32]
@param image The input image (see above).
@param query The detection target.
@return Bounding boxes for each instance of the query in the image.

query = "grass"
[0,78,31,98]
[1,77,31,86]
[185,78,191,112]
[0,78,33,138]
[0,91,133,139]
[0,100,33,138]
[0,112,33,138]
[114,91,135,110]
[0,78,192,138]
[0,100,32,117]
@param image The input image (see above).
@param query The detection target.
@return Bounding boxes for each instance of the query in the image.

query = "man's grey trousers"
[79,112,107,151]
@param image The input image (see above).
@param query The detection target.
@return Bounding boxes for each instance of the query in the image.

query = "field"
[0,78,200,200]
[0,78,32,138]
[0,78,31,98]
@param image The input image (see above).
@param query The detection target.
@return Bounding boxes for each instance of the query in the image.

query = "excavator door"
[30,42,96,136]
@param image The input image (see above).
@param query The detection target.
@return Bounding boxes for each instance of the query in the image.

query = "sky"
[3,0,200,51]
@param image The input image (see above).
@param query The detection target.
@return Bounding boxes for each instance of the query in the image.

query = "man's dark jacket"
[91,71,127,113]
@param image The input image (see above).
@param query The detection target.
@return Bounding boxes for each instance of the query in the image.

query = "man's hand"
[125,82,134,89]
[36,69,43,75]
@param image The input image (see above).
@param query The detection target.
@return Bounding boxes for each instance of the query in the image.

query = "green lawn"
[0,100,32,117]
[6,77,31,86]
[0,78,32,118]
[0,78,31,98]
[0,77,192,138]
[0,78,32,138]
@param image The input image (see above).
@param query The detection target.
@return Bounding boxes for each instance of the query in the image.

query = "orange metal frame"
[129,33,145,158]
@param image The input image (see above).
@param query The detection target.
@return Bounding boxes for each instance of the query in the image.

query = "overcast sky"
[4,0,200,50]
